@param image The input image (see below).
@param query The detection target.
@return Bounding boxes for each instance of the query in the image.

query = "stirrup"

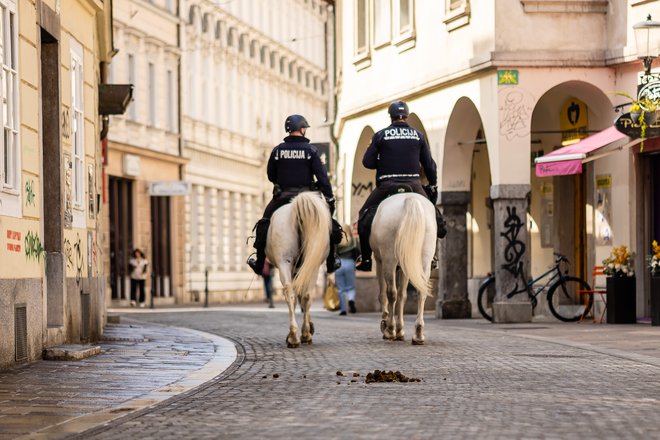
[355,256,372,272]
[246,253,263,275]
[431,255,439,270]
[327,258,341,274]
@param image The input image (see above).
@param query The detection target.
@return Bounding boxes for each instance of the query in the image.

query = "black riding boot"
[436,207,447,239]
[355,208,376,272]
[326,219,342,274]
[247,218,270,275]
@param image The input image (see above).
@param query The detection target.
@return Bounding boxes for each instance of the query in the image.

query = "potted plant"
[612,92,659,150]
[603,245,637,324]
[650,240,660,326]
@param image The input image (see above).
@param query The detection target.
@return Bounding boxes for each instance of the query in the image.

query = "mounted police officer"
[355,101,447,272]
[247,114,341,276]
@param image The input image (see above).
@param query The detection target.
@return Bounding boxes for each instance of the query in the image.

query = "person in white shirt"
[129,248,149,307]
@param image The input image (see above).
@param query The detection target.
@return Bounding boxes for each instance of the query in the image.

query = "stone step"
[43,344,101,361]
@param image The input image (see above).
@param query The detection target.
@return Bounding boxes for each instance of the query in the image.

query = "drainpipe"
[326,2,341,215]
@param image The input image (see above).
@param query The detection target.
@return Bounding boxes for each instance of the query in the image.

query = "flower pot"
[631,112,641,124]
[606,276,636,324]
[643,111,658,126]
[651,276,660,326]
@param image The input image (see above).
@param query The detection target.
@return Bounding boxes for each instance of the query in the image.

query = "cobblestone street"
[77,306,660,439]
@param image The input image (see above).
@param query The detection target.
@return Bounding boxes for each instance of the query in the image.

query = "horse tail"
[395,197,431,297]
[291,192,331,297]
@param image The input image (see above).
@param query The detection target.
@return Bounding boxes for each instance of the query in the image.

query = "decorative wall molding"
[520,0,609,13]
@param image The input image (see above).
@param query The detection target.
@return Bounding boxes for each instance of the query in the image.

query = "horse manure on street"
[336,370,344,376]
[365,370,421,383]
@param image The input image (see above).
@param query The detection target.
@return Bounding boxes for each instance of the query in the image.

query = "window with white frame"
[373,0,391,48]
[0,0,19,200]
[444,0,470,31]
[395,0,413,36]
[128,53,136,120]
[148,62,156,127]
[167,69,175,131]
[355,0,368,56]
[70,40,85,214]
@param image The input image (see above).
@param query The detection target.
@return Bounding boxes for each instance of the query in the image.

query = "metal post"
[150,271,155,309]
[204,267,209,308]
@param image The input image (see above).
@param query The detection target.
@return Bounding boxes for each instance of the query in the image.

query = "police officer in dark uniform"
[355,101,447,272]
[247,114,341,275]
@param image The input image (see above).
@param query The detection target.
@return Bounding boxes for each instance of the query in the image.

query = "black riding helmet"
[285,114,310,133]
[388,100,409,119]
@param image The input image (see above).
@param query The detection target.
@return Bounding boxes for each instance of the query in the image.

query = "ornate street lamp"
[633,14,660,75]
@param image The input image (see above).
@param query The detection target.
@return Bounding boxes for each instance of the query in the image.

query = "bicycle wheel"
[477,276,495,322]
[547,276,592,322]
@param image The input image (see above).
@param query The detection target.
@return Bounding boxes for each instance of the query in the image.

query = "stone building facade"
[0,0,114,367]
[181,0,332,303]
[105,0,186,307]
[334,0,660,322]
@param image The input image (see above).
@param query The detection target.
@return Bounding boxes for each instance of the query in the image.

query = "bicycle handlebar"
[553,252,569,264]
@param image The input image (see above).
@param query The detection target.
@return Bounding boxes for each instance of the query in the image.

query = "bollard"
[150,271,155,309]
[204,268,209,308]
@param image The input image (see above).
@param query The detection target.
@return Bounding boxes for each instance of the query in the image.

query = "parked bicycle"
[477,253,592,322]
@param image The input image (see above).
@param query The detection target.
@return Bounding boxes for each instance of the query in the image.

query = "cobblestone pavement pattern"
[0,322,230,439]
[77,307,660,440]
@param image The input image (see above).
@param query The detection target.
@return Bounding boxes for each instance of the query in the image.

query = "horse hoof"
[412,338,425,345]
[394,335,405,341]
[380,320,387,332]
[301,334,312,344]
[287,341,300,348]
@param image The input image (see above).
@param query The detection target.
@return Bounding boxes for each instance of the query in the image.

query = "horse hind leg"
[382,271,397,341]
[300,293,314,344]
[283,284,300,348]
[394,273,408,341]
[412,288,428,346]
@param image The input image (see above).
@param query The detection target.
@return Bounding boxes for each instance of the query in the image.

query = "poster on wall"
[595,175,612,246]
[64,153,73,229]
[540,182,554,248]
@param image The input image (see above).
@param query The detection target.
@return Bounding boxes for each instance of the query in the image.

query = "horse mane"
[394,197,431,297]
[290,192,331,297]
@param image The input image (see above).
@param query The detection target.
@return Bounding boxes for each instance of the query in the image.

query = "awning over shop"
[535,127,641,177]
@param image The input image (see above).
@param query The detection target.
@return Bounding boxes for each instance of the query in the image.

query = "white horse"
[371,192,437,345]
[266,191,331,348]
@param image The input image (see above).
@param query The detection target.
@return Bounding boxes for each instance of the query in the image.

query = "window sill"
[352,51,372,71]
[520,0,608,13]
[0,188,22,218]
[393,31,416,53]
[444,5,470,31]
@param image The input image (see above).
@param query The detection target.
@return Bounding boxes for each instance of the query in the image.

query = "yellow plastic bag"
[324,280,340,311]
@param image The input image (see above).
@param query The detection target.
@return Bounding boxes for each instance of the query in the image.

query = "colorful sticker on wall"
[6,230,21,253]
[88,164,94,219]
[64,153,73,228]
[498,70,519,85]
[24,231,45,261]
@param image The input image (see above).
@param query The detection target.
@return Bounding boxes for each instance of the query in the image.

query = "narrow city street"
[72,306,660,439]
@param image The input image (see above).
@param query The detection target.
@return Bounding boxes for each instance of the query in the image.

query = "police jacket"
[362,121,437,186]
[267,135,333,200]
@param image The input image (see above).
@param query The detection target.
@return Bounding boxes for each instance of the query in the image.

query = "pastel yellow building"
[0,0,115,368]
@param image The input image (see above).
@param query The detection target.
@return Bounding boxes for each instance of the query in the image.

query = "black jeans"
[130,279,146,303]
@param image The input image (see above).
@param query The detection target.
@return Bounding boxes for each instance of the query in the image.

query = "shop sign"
[637,72,660,100]
[497,70,518,85]
[615,113,660,138]
[149,181,191,196]
[560,98,588,145]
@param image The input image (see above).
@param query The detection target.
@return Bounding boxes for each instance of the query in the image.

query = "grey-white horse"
[371,192,437,345]
[266,192,331,348]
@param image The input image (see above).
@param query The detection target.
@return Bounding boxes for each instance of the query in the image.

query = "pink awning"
[535,126,636,177]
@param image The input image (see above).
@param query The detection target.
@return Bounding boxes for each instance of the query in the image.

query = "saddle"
[385,183,413,198]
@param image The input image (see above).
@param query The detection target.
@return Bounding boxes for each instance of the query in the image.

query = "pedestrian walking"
[336,224,359,315]
[129,248,148,307]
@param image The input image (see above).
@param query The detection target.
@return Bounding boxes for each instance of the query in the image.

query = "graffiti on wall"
[6,230,21,253]
[64,153,73,228]
[351,181,374,197]
[25,179,35,206]
[64,237,73,269]
[24,231,45,262]
[500,206,526,295]
[499,89,534,141]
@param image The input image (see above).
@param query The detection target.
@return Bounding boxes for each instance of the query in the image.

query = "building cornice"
[109,141,189,165]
